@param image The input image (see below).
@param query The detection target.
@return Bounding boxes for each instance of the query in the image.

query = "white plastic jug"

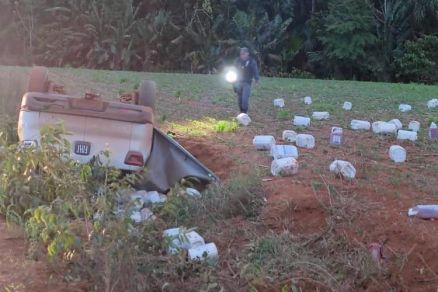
[399,104,412,112]
[372,121,397,134]
[293,116,311,127]
[282,130,297,142]
[397,130,417,142]
[271,157,299,176]
[343,101,352,111]
[427,99,438,109]
[330,127,343,145]
[188,243,219,264]
[389,145,406,163]
[304,96,312,105]
[388,119,403,130]
[408,121,420,132]
[312,111,330,120]
[350,120,371,130]
[408,205,438,219]
[236,113,251,126]
[270,145,299,159]
[296,134,315,149]
[165,230,205,253]
[274,98,285,108]
[253,135,276,150]
[329,160,356,179]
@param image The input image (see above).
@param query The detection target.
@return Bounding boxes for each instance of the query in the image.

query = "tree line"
[0,0,437,83]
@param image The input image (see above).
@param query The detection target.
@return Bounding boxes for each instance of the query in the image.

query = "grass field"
[1,65,438,291]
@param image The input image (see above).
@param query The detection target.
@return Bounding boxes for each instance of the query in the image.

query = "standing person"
[233,47,260,114]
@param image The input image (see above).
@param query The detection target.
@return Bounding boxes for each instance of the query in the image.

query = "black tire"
[28,66,50,93]
[138,80,156,109]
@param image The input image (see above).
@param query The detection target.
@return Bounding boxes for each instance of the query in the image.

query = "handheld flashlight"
[225,68,238,83]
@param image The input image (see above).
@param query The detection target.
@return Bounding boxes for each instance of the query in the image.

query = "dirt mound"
[176,136,235,180]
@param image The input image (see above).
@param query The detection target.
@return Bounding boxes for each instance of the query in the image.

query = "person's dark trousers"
[236,81,252,113]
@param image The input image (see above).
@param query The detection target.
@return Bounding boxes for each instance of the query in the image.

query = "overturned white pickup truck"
[18,67,218,192]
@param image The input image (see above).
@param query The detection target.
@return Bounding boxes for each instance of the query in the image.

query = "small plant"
[276,109,291,120]
[215,120,238,133]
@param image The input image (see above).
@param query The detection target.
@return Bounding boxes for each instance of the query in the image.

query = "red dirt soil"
[0,218,84,291]
[177,126,438,291]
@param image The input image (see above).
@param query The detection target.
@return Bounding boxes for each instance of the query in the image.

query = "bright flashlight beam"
[225,70,238,83]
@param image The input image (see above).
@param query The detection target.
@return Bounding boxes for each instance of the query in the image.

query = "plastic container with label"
[343,101,352,111]
[388,119,403,130]
[293,116,311,127]
[408,121,420,132]
[372,121,397,135]
[330,127,343,145]
[188,242,219,264]
[329,160,356,179]
[397,130,417,141]
[236,113,251,126]
[312,111,330,120]
[389,145,406,163]
[304,96,312,105]
[282,130,297,142]
[270,145,299,159]
[253,135,276,150]
[296,134,315,149]
[351,120,371,130]
[429,122,438,140]
[274,98,285,108]
[271,157,299,176]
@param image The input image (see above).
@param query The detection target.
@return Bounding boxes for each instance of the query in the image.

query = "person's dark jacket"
[234,57,260,84]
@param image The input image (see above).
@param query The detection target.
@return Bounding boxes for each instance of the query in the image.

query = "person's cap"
[240,47,249,54]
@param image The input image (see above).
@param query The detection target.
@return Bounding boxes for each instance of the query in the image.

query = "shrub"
[395,35,438,84]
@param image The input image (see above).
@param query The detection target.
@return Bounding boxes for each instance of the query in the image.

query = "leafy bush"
[395,35,438,84]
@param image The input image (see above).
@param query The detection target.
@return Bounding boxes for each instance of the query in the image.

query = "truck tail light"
[124,151,144,166]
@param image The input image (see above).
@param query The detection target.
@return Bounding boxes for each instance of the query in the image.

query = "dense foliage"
[0,0,437,82]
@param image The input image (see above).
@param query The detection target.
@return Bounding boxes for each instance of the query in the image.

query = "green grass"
[2,65,438,125]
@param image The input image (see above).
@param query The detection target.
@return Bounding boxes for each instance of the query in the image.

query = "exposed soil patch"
[0,218,82,291]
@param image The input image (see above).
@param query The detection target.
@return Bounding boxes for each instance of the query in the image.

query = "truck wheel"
[138,80,156,109]
[28,66,49,93]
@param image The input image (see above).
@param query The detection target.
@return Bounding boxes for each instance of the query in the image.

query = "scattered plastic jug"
[329,160,356,179]
[274,98,285,108]
[296,134,315,149]
[399,104,412,112]
[397,130,417,142]
[293,116,311,127]
[304,96,312,105]
[408,205,438,219]
[351,120,371,131]
[389,145,406,163]
[343,101,352,111]
[236,113,251,126]
[188,242,219,264]
[282,130,297,142]
[270,145,299,159]
[271,157,299,176]
[164,229,205,253]
[330,127,343,145]
[429,122,438,140]
[408,121,420,132]
[427,99,438,109]
[312,111,330,120]
[388,119,403,130]
[253,135,276,150]
[372,121,397,135]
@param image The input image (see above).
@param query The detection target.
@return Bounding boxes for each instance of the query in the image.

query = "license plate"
[74,141,91,155]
